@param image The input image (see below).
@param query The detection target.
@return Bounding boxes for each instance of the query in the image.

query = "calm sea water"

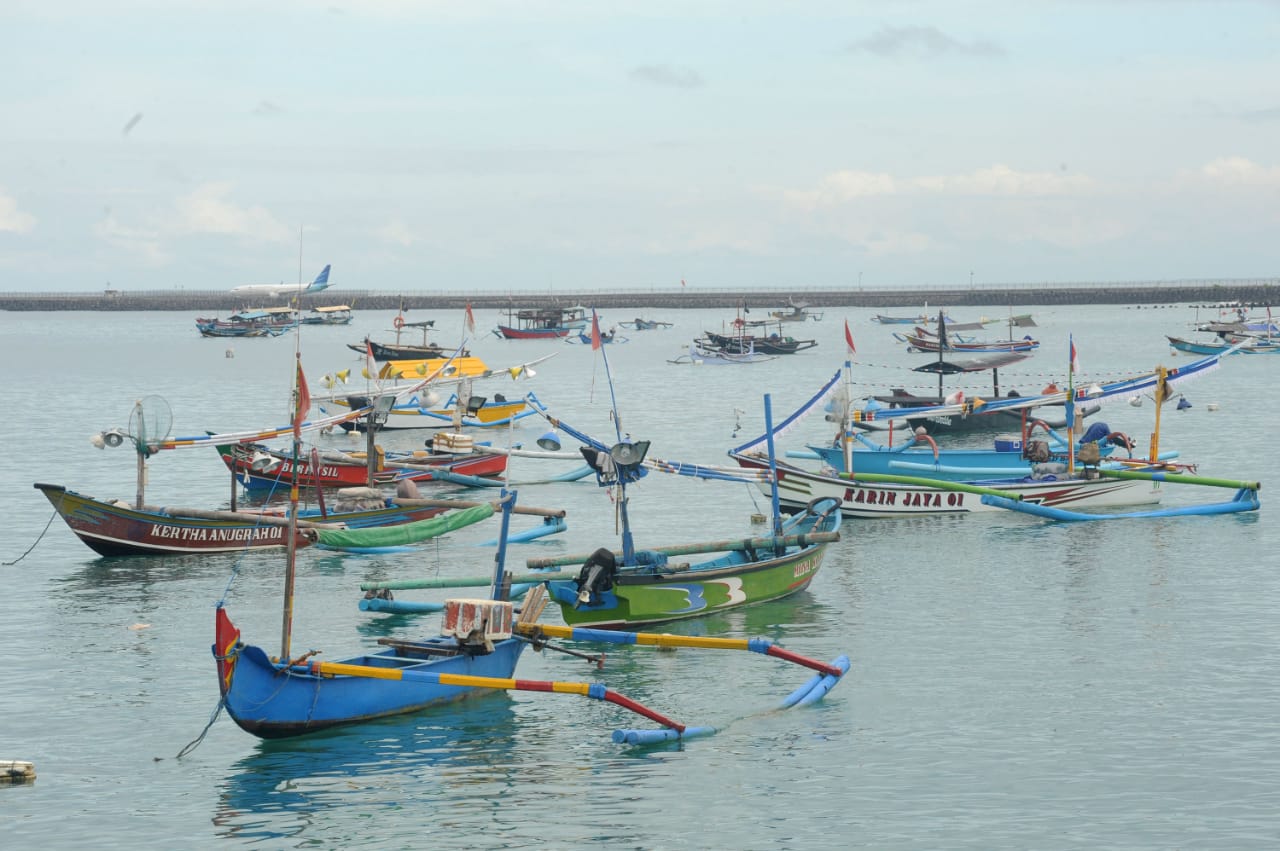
[2,304,1277,849]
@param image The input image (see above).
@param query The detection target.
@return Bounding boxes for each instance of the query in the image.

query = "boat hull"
[215,609,527,738]
[215,444,508,490]
[802,441,1119,482]
[736,458,1161,518]
[1167,336,1280,355]
[34,482,451,557]
[544,500,841,629]
[495,325,572,339]
[348,340,448,360]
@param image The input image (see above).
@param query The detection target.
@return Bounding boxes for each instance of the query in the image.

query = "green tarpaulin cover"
[314,503,495,548]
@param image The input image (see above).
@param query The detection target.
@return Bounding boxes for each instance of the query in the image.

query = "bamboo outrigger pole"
[1149,364,1168,463]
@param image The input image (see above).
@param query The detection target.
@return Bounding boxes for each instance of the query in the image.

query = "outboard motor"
[574,548,618,608]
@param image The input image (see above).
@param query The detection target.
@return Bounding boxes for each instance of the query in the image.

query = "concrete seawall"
[1,281,1277,311]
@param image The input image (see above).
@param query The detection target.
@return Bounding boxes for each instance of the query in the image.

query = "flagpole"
[842,319,857,472]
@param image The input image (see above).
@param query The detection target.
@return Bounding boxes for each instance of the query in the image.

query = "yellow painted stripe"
[310,661,596,696]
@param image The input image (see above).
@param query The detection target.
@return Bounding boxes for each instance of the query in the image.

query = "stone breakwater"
[1,281,1277,311]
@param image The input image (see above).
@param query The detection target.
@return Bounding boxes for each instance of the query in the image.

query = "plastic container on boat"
[993,434,1023,453]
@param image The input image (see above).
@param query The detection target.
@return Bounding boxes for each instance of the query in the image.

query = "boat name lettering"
[842,489,965,508]
[149,524,275,541]
[844,488,897,506]
[792,555,819,579]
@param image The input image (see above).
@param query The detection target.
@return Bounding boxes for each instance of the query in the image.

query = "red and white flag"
[844,319,857,355]
[1070,335,1081,375]
[292,359,311,440]
[465,302,476,334]
[590,309,603,351]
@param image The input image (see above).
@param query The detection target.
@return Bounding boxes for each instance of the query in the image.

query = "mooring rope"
[4,507,59,566]
[175,695,226,759]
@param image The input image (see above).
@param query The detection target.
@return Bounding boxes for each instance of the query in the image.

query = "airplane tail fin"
[307,264,332,292]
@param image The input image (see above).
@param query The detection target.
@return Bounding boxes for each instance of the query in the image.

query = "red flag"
[590,309,602,350]
[844,319,857,355]
[292,360,311,439]
[465,302,476,333]
[680,278,686,288]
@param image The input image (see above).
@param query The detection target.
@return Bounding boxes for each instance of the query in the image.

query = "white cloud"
[170,183,293,242]
[0,189,37,234]
[783,165,1096,212]
[1198,157,1280,188]
[782,171,898,210]
[912,165,1097,196]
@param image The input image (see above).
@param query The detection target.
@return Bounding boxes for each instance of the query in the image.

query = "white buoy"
[1207,402,1219,411]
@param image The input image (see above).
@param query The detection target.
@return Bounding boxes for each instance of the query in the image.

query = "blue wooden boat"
[1166,335,1280,355]
[215,491,849,741]
[216,606,528,738]
[619,317,673,330]
[798,425,1138,483]
[568,329,629,345]
[733,349,1231,484]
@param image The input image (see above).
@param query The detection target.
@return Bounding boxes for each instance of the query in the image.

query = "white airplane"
[231,264,331,298]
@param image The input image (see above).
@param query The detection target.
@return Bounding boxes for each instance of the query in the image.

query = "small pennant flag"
[292,359,311,440]
[465,302,476,333]
[1070,335,1081,375]
[844,319,857,355]
[590,309,603,350]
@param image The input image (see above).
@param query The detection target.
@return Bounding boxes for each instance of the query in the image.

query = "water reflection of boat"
[214,700,520,842]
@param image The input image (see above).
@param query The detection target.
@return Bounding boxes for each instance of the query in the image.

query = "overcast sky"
[3,1,1278,293]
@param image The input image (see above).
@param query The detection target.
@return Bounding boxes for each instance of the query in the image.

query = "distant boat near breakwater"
[1,280,1278,311]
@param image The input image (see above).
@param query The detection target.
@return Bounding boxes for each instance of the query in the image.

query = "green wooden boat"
[523,381,842,630]
[534,499,841,629]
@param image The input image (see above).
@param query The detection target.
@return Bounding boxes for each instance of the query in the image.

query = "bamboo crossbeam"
[524,530,840,570]
[141,504,345,529]
[390,496,566,518]
[1096,468,1260,490]
[361,572,579,591]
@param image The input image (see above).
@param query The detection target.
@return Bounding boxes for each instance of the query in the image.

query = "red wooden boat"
[493,305,588,340]
[214,442,507,491]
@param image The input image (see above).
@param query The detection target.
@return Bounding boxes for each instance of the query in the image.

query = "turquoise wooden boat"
[1166,335,1280,355]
